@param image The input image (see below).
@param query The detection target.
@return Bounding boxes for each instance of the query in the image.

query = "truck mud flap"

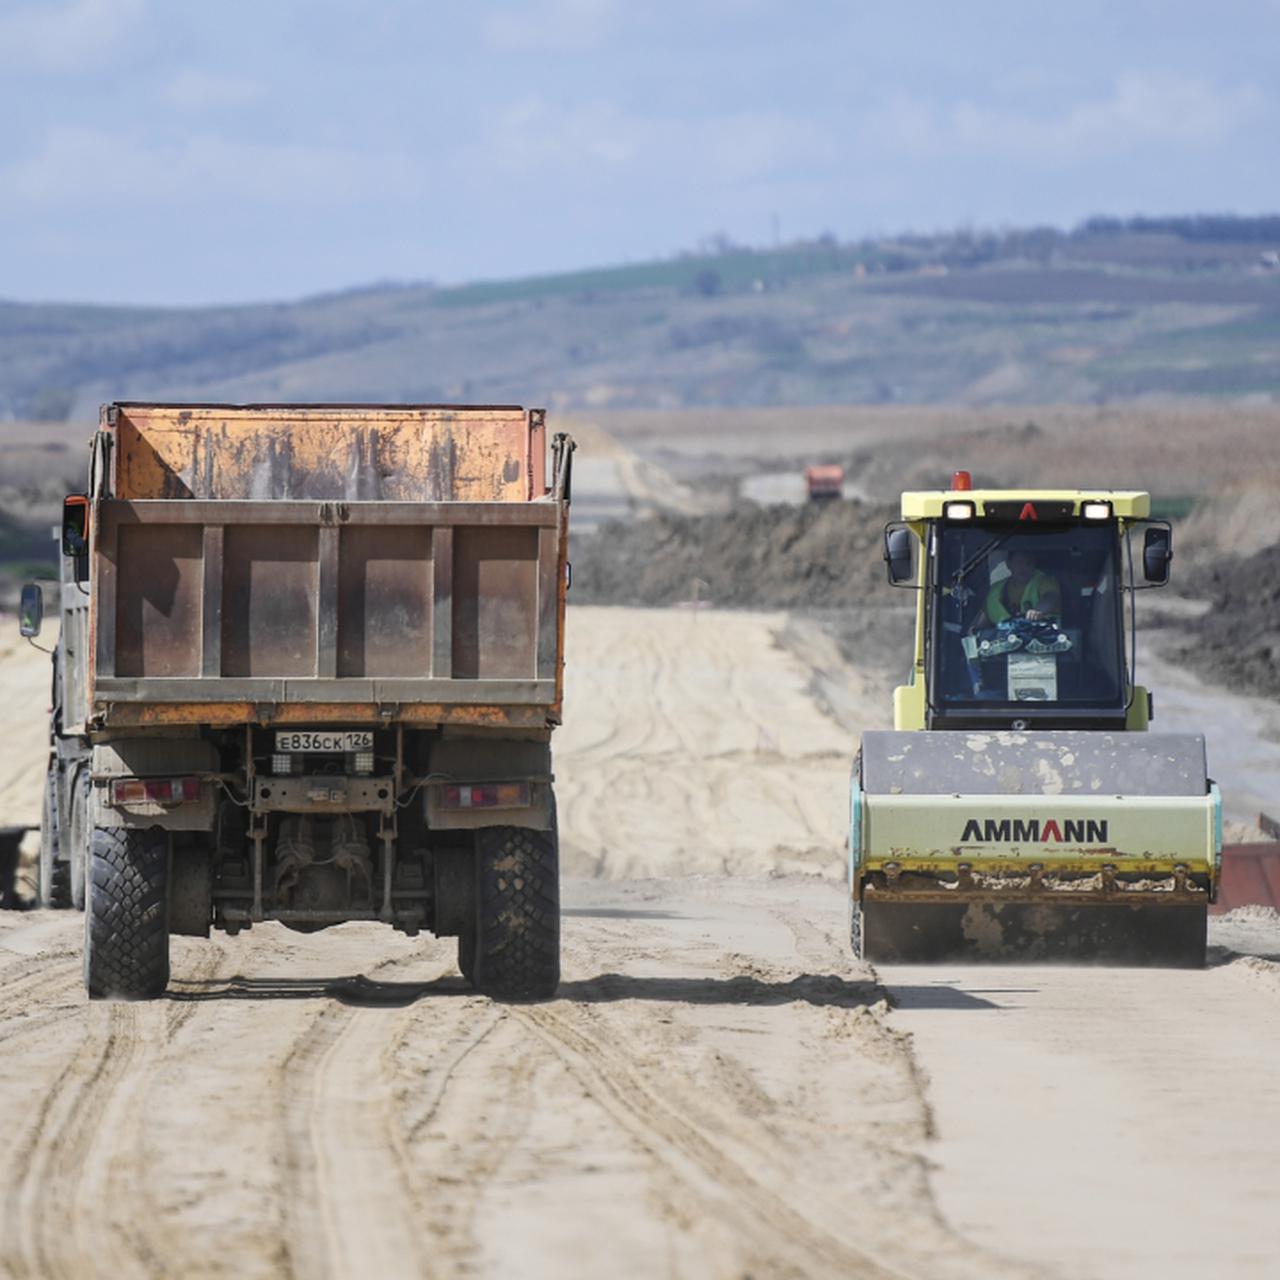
[862,898,1207,967]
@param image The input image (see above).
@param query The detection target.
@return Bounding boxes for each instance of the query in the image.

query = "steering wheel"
[973,616,1072,656]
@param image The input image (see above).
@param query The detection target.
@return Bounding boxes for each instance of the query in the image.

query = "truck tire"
[84,826,170,1000]
[39,768,71,909]
[472,823,560,1001]
[67,766,91,911]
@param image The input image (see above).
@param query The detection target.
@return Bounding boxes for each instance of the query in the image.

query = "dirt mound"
[1176,542,1280,698]
[570,500,898,609]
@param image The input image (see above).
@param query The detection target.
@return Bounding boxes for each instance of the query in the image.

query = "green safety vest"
[986,570,1059,624]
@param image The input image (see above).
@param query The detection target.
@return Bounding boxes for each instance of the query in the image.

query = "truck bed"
[86,405,570,729]
[108,403,546,502]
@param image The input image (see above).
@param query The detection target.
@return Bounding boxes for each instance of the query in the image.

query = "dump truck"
[850,472,1220,966]
[18,402,573,1000]
[804,464,844,501]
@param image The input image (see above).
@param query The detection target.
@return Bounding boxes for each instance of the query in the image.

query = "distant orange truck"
[804,464,844,501]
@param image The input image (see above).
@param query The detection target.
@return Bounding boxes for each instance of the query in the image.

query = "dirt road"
[0,623,51,894]
[1,606,1277,1278]
[0,878,1036,1280]
[0,627,48,826]
[883,943,1280,1280]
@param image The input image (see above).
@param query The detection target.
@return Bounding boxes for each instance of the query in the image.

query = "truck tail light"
[440,782,532,810]
[111,777,201,805]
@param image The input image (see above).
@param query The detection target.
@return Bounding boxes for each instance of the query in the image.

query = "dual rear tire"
[39,768,70,909]
[38,765,90,911]
[84,826,170,1000]
[457,822,560,1001]
[80,817,560,1002]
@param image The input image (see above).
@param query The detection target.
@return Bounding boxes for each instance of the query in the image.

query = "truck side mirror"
[884,524,915,586]
[1142,526,1172,585]
[62,494,90,557]
[19,583,43,638]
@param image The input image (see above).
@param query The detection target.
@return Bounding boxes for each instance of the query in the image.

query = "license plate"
[274,731,374,753]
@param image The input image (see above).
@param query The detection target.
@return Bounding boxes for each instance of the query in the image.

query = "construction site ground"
[1,603,1278,1280]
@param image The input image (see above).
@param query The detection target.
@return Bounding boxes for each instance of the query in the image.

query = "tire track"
[0,952,81,1010]
[2,1005,148,1280]
[280,1003,431,1280]
[276,951,454,1280]
[516,1002,919,1280]
[385,1006,541,1273]
[0,978,84,1050]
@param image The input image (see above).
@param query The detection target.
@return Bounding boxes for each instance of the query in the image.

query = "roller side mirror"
[884,524,915,586]
[1142,526,1172,585]
[19,584,43,638]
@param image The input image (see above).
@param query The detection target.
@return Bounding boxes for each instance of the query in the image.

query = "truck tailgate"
[89,497,566,727]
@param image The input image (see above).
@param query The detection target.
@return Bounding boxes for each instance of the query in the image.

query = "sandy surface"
[0,878,1039,1280]
[1140,637,1280,823]
[0,622,51,892]
[883,941,1280,1280]
[555,607,871,880]
[563,420,719,533]
[0,605,1278,1279]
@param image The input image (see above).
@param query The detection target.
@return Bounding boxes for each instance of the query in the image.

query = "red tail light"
[111,777,201,805]
[440,782,532,810]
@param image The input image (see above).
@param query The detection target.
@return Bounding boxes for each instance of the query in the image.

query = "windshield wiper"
[951,530,1016,589]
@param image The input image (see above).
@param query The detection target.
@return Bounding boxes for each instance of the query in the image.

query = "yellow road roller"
[850,473,1220,966]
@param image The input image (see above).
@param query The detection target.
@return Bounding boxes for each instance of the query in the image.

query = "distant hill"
[3,216,1279,418]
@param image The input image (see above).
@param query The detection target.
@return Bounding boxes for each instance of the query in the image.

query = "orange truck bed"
[84,404,572,730]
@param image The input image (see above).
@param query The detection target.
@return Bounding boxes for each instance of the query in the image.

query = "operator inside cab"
[978,549,1062,628]
[938,524,1126,713]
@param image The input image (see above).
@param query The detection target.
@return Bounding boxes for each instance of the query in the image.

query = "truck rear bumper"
[93,701,557,729]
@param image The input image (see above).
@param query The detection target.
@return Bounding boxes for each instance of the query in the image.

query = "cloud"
[488,97,641,173]
[0,0,146,72]
[481,0,620,51]
[488,94,835,187]
[161,69,264,112]
[4,127,413,206]
[867,73,1267,164]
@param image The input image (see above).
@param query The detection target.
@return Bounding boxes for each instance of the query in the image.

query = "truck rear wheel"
[472,824,560,1001]
[67,766,90,911]
[39,768,71,909]
[84,826,171,1000]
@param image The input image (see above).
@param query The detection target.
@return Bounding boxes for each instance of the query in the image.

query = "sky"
[2,0,1279,306]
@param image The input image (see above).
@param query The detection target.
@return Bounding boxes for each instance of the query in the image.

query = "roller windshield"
[932,522,1126,712]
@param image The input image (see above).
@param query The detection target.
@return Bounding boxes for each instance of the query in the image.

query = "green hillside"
[3,218,1279,418]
